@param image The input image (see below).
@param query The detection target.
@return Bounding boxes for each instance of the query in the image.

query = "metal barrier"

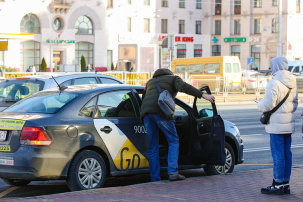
[3,72,303,102]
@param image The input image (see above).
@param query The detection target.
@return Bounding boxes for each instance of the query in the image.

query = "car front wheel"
[67,150,107,191]
[204,142,235,175]
[2,179,31,186]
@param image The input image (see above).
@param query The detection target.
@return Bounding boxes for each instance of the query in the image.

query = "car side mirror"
[199,109,213,117]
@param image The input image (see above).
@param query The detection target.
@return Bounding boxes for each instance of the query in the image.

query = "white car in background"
[242,70,268,89]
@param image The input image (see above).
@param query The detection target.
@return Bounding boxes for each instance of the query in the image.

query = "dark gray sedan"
[0,84,243,191]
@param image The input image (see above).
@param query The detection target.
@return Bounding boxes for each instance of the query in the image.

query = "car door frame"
[190,85,226,165]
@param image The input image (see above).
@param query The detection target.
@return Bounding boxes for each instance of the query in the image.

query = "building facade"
[0,0,302,72]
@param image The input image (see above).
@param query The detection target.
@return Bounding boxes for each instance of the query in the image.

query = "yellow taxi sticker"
[0,119,26,130]
[0,145,10,151]
[114,139,149,170]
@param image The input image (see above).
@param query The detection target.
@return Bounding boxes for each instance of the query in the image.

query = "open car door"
[191,86,225,165]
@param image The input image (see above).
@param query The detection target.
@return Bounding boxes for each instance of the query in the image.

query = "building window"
[254,0,262,8]
[161,0,168,7]
[212,45,221,56]
[231,45,240,59]
[144,18,150,33]
[272,0,277,6]
[196,0,201,9]
[179,20,185,34]
[179,0,185,8]
[272,18,278,33]
[20,41,40,71]
[194,44,202,57]
[234,20,241,34]
[254,19,261,34]
[234,0,241,14]
[75,16,93,35]
[161,19,168,33]
[144,0,150,6]
[20,13,40,34]
[75,42,94,67]
[177,44,186,58]
[108,0,113,8]
[215,20,221,35]
[297,0,300,13]
[215,0,221,15]
[127,18,131,32]
[251,45,261,70]
[196,21,202,34]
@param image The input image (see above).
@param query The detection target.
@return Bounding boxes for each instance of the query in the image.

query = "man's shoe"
[168,173,185,181]
[283,181,290,194]
[261,179,284,195]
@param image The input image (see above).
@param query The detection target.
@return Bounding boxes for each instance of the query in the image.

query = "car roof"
[42,84,144,94]
[5,73,121,81]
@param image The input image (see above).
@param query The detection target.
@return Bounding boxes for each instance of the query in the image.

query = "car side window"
[100,78,121,84]
[94,90,137,118]
[74,77,97,85]
[61,80,72,87]
[80,97,97,117]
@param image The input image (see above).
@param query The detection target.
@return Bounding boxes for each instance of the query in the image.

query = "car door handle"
[100,126,112,133]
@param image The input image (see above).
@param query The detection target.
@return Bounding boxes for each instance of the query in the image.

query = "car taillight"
[20,127,52,146]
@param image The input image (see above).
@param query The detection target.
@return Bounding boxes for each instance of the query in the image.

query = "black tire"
[2,179,31,186]
[66,150,107,191]
[204,142,235,175]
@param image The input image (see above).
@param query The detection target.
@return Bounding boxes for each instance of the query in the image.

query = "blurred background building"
[0,0,302,72]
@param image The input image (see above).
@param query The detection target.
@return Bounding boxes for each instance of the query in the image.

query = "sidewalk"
[8,166,303,202]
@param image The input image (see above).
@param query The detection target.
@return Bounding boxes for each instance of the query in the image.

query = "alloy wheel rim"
[214,148,232,174]
[78,158,102,189]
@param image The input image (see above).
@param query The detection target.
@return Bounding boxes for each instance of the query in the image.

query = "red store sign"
[159,35,194,42]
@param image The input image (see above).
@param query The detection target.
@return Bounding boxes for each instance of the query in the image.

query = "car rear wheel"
[67,150,107,191]
[2,179,31,186]
[204,142,235,175]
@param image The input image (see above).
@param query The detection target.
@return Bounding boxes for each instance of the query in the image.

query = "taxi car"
[0,73,123,111]
[0,84,244,191]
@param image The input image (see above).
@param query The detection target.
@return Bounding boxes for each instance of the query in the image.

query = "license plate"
[0,131,7,142]
[0,145,10,151]
[0,158,13,165]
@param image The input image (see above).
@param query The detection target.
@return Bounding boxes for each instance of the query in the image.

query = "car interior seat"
[31,103,46,113]
[20,86,29,96]
[117,99,136,117]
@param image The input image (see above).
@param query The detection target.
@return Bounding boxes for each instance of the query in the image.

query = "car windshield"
[4,92,79,114]
[288,66,293,71]
[0,79,44,103]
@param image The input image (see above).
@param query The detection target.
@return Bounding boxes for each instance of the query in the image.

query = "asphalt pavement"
[5,92,303,202]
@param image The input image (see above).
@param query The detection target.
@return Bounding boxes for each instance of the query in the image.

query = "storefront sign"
[158,35,194,43]
[0,41,8,51]
[249,36,261,42]
[46,39,75,44]
[224,37,246,43]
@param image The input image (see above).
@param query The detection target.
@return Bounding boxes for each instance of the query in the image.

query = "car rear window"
[4,92,79,114]
[0,79,44,103]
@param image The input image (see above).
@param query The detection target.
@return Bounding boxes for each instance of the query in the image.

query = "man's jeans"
[144,114,179,182]
[270,133,292,183]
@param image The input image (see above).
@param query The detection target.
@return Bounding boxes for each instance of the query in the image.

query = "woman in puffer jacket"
[258,56,298,195]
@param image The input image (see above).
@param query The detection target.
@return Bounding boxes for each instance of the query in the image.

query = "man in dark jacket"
[141,68,215,182]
